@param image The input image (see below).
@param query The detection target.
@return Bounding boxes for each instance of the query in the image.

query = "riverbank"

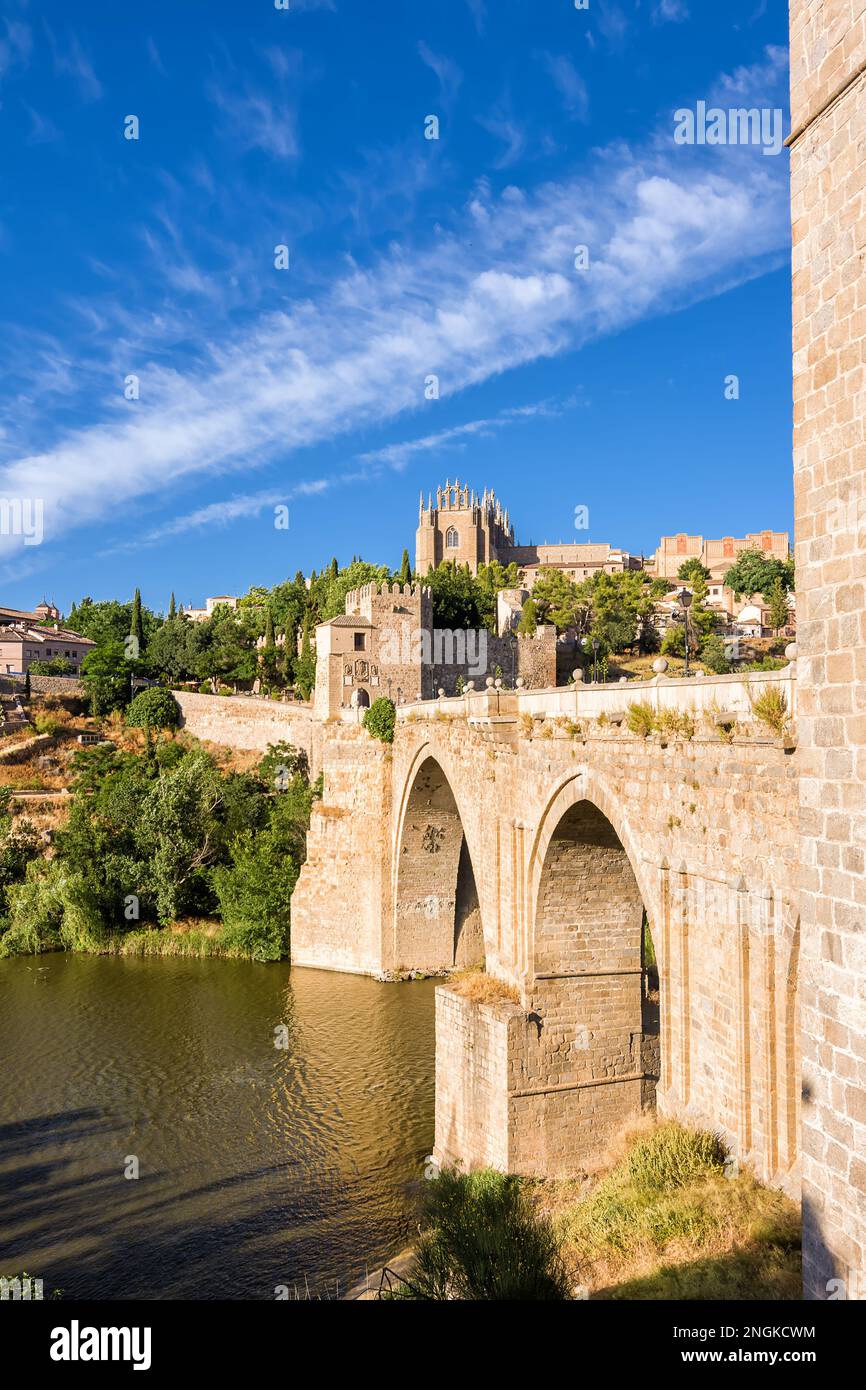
[358,1122,801,1301]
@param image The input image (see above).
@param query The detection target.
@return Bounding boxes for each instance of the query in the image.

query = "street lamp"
[592,637,600,684]
[678,587,693,678]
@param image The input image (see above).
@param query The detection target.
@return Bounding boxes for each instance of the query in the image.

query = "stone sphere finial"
[494,677,503,689]
[515,676,525,689]
[652,657,668,674]
[785,642,797,661]
[437,687,445,699]
[465,680,475,692]
[572,669,582,682]
[485,676,494,688]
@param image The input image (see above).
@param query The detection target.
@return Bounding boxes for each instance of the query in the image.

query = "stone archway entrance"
[514,798,659,1174]
[393,755,484,973]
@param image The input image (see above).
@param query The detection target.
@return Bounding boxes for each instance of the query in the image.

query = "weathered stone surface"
[790,0,866,1300]
[291,682,800,1193]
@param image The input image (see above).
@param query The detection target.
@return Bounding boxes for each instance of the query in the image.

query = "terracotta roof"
[319,615,375,628]
[0,623,94,645]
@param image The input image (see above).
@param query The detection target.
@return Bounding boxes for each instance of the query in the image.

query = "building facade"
[313,579,557,717]
[0,622,95,675]
[790,0,866,1301]
[415,480,787,589]
[653,530,790,582]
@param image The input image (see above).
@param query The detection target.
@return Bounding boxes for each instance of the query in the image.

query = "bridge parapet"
[396,665,797,726]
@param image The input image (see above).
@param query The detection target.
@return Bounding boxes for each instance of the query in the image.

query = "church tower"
[415,480,514,575]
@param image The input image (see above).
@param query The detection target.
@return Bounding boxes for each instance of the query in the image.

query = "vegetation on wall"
[0,736,315,963]
[363,697,396,744]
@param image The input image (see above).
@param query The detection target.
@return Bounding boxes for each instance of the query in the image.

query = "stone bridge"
[291,667,800,1192]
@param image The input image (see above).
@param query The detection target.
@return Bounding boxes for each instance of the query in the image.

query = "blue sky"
[0,0,792,615]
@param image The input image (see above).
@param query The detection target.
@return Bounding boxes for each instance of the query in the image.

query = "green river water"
[0,955,435,1299]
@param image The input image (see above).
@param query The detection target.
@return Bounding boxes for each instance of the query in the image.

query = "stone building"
[789,0,866,1302]
[0,621,94,675]
[415,480,642,583]
[415,479,784,589]
[652,531,790,582]
[313,579,557,717]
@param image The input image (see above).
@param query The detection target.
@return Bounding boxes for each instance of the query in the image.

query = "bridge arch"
[392,746,485,973]
[517,771,662,1166]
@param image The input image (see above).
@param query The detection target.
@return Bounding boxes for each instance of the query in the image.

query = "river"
[0,955,435,1299]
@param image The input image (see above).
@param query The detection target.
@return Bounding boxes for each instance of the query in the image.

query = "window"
[354,632,366,651]
[445,526,459,548]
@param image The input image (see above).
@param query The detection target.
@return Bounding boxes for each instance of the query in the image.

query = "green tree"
[81,641,132,714]
[530,569,580,633]
[767,577,791,634]
[146,617,205,683]
[28,657,73,676]
[130,588,145,656]
[399,548,412,586]
[677,558,711,583]
[688,572,718,645]
[517,598,538,635]
[294,616,316,700]
[427,562,484,630]
[126,687,180,729]
[168,592,176,620]
[723,550,792,602]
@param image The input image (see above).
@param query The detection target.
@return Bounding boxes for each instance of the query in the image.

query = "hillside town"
[0,486,793,722]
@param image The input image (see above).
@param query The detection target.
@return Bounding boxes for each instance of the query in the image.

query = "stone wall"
[290,727,393,974]
[434,988,515,1172]
[291,687,800,1186]
[426,627,557,696]
[790,0,866,1299]
[173,690,320,776]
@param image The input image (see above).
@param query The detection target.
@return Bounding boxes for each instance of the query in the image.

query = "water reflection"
[0,956,435,1299]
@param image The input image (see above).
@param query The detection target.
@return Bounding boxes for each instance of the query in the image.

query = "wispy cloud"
[0,51,790,561]
[357,399,571,470]
[146,37,166,76]
[653,0,690,22]
[418,41,462,111]
[465,0,486,35]
[538,52,589,121]
[44,25,102,102]
[21,101,61,145]
[477,94,528,168]
[0,18,32,82]
[208,81,299,161]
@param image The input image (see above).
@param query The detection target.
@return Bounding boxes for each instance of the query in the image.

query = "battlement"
[344,581,431,614]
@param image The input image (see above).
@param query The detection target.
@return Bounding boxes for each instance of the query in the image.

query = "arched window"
[445,526,459,548]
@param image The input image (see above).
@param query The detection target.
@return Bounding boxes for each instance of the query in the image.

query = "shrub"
[33,713,61,735]
[363,697,396,744]
[126,687,180,729]
[393,1167,570,1301]
[749,686,789,737]
[701,635,732,675]
[626,702,655,738]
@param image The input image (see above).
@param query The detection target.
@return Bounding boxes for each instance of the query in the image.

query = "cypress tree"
[168,592,176,620]
[399,548,412,585]
[131,588,145,653]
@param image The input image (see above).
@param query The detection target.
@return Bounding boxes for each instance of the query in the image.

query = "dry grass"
[448,967,520,1005]
[749,686,790,738]
[534,1119,801,1301]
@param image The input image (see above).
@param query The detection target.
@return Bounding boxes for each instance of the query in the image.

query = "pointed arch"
[392,747,485,973]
